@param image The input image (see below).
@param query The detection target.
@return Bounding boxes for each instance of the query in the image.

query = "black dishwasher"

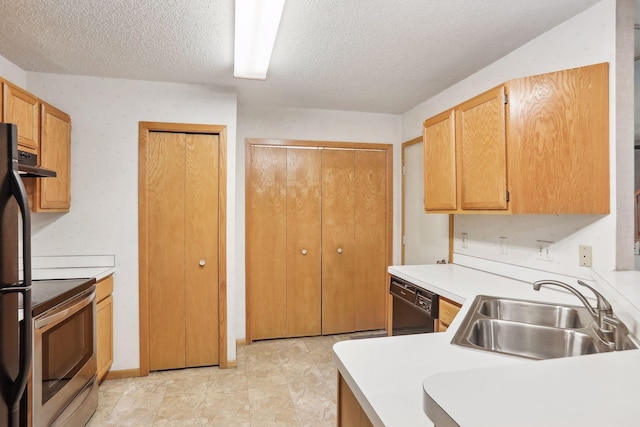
[389,276,439,335]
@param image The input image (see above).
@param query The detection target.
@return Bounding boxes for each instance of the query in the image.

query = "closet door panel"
[286,148,322,337]
[354,150,387,331]
[148,132,186,371]
[185,133,220,366]
[321,149,356,335]
[247,147,288,340]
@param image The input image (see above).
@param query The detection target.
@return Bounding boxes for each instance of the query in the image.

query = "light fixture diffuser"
[234,0,286,80]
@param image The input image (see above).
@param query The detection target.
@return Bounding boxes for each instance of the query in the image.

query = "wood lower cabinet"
[2,80,40,154]
[25,102,71,212]
[437,297,461,333]
[338,373,374,427]
[96,275,114,382]
[247,142,391,341]
[423,62,609,214]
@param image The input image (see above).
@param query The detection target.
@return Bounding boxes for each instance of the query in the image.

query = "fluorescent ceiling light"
[234,0,286,80]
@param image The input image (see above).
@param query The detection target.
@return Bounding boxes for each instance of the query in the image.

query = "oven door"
[32,288,96,427]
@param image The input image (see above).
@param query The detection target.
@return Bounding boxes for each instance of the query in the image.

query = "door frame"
[245,138,393,343]
[139,121,228,374]
[401,136,455,266]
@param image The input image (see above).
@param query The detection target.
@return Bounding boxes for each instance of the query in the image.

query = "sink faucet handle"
[577,280,612,312]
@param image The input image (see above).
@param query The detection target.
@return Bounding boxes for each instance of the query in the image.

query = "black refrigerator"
[0,123,33,427]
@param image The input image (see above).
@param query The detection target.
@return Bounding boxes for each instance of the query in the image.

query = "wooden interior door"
[286,148,321,337]
[148,131,219,370]
[354,150,387,331]
[246,146,288,340]
[321,149,356,335]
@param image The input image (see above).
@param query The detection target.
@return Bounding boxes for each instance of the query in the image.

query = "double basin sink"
[452,295,640,360]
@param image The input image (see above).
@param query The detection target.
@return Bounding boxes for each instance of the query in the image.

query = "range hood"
[17,151,56,178]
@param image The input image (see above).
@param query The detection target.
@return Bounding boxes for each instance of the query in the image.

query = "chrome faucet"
[533,279,623,349]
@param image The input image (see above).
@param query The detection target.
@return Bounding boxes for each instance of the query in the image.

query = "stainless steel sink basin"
[451,295,640,360]
[477,297,591,329]
[464,318,607,359]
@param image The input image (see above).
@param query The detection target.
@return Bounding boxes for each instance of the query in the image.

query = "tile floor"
[87,332,379,426]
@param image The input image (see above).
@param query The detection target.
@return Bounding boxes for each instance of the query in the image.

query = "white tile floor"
[87,333,376,426]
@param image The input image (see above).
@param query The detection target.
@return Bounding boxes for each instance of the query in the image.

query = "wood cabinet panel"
[97,294,113,382]
[185,134,220,367]
[354,150,387,331]
[322,149,356,335]
[507,62,609,213]
[456,85,507,210]
[338,374,374,427]
[96,275,114,383]
[3,81,40,153]
[28,103,71,212]
[423,110,456,211]
[438,297,461,332]
[286,148,322,337]
[247,147,288,340]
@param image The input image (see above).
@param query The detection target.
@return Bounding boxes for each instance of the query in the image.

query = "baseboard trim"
[103,369,141,380]
[236,338,246,347]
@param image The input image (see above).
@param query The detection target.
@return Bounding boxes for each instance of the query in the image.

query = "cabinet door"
[247,146,288,340]
[97,295,113,382]
[354,150,387,331]
[3,82,40,154]
[37,103,71,211]
[322,149,356,335]
[507,63,609,214]
[423,110,456,211]
[286,148,322,337]
[456,86,508,210]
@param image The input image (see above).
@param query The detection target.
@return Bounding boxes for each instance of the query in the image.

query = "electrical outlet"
[461,233,468,249]
[536,240,554,262]
[579,245,592,267]
[499,237,508,255]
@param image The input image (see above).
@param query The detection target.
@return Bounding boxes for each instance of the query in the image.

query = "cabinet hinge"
[506,191,510,202]
[402,235,406,246]
[503,94,508,105]
[402,165,407,176]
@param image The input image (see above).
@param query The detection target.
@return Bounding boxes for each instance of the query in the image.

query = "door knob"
[199,259,206,266]
[301,249,308,255]
[337,248,343,254]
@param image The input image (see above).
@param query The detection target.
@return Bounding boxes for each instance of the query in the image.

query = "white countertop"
[333,263,640,427]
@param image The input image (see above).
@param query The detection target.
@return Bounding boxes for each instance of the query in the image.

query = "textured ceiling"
[0,0,602,114]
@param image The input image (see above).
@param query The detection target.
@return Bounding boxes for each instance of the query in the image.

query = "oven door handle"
[34,290,95,330]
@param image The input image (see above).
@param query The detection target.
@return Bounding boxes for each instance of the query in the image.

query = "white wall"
[25,73,238,370]
[0,54,26,87]
[236,105,400,339]
[401,0,631,278]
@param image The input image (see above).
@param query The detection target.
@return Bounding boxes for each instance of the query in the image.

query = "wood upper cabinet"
[456,86,507,210]
[423,110,456,211]
[507,62,609,214]
[423,62,609,214]
[2,81,40,154]
[26,102,71,212]
[424,86,507,213]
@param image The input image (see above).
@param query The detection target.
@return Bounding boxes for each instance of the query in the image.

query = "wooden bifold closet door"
[147,131,220,370]
[247,142,389,341]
